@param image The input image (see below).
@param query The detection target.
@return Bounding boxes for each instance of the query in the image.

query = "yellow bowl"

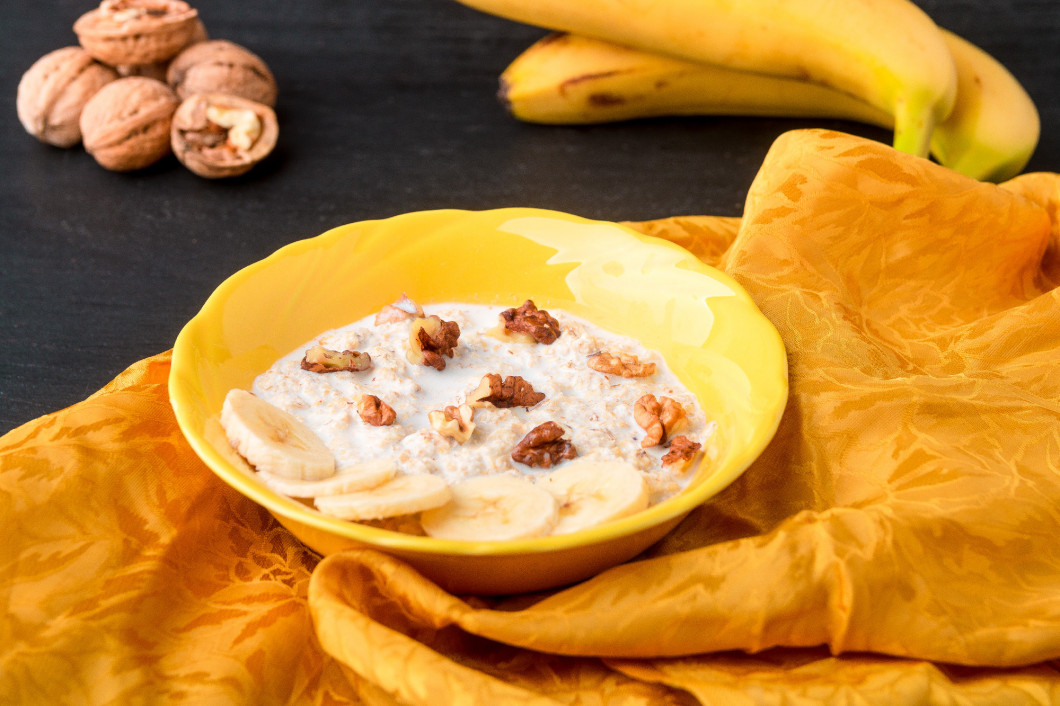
[169,207,788,595]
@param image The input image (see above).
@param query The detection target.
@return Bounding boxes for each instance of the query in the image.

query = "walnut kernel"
[300,345,372,373]
[511,421,577,468]
[428,405,475,444]
[587,351,657,378]
[499,300,561,344]
[633,393,689,448]
[406,316,460,370]
[171,92,278,178]
[375,293,424,325]
[358,395,396,427]
[469,373,545,409]
[661,436,701,467]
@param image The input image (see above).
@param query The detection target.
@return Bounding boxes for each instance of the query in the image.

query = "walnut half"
[511,421,577,468]
[587,351,657,378]
[429,404,475,444]
[374,293,424,325]
[300,345,371,373]
[469,373,545,409]
[358,395,396,427]
[406,316,460,371]
[661,435,701,467]
[499,300,561,344]
[633,393,688,448]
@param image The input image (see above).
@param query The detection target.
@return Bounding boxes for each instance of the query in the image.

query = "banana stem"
[891,95,937,158]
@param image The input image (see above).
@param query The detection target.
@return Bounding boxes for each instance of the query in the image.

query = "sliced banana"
[314,473,451,521]
[220,388,336,481]
[542,459,649,535]
[420,475,559,541]
[258,458,398,498]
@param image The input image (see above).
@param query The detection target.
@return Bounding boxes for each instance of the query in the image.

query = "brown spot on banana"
[588,92,626,107]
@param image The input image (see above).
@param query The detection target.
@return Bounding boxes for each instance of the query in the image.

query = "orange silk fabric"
[3,129,1060,704]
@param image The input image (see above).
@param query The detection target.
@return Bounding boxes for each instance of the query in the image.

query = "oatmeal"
[250,299,713,506]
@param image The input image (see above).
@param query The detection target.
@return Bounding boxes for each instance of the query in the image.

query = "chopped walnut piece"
[300,344,372,373]
[469,373,545,409]
[587,351,657,378]
[428,404,475,443]
[406,316,460,370]
[485,323,536,344]
[358,395,396,426]
[633,393,689,448]
[375,293,424,325]
[511,421,577,468]
[662,435,701,466]
[499,300,561,344]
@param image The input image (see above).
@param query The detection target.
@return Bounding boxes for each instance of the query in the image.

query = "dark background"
[2,0,1058,434]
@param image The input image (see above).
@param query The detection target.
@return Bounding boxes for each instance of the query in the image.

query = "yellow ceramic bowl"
[169,207,787,595]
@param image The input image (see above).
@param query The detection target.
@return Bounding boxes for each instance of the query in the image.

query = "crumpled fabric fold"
[3,129,1060,704]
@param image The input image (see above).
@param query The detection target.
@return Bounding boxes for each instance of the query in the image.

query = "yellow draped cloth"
[4,129,1060,704]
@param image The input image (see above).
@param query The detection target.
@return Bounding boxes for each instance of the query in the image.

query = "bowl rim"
[169,206,788,558]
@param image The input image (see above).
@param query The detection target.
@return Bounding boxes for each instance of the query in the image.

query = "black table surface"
[2,0,1058,435]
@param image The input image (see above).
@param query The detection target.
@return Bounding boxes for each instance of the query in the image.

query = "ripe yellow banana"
[501,32,1039,182]
[454,0,957,157]
[501,32,892,125]
[930,31,1039,182]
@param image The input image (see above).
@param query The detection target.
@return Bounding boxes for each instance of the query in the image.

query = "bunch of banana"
[499,31,1038,183]
[453,0,1039,182]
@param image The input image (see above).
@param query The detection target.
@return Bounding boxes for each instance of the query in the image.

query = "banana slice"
[258,458,398,498]
[314,473,451,521]
[420,475,559,541]
[220,388,336,481]
[542,459,649,535]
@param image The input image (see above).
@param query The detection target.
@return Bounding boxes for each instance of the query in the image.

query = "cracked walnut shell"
[80,76,179,171]
[166,39,278,107]
[74,0,201,66]
[17,46,119,148]
[171,93,278,178]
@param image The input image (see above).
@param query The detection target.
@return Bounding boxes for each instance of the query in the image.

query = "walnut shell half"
[74,0,200,66]
[80,76,179,171]
[167,40,278,107]
[17,46,119,147]
[171,93,278,178]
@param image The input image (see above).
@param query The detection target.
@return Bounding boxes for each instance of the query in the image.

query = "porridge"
[220,296,714,539]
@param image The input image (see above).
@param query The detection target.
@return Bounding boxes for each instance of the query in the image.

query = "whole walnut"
[114,18,207,81]
[74,0,200,66]
[167,40,278,107]
[80,76,179,171]
[17,47,119,148]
